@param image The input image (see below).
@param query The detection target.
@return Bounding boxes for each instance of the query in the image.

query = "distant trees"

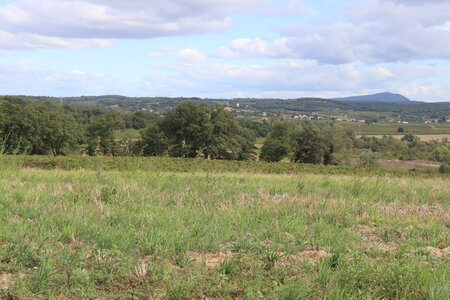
[238,119,272,138]
[355,135,449,162]
[123,111,160,129]
[260,121,354,165]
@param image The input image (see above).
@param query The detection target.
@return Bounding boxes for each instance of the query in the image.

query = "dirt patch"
[278,249,332,267]
[188,251,234,268]
[295,250,332,262]
[0,273,12,289]
[427,247,450,258]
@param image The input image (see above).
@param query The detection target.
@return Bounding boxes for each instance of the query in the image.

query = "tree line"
[1,96,448,168]
[0,97,256,159]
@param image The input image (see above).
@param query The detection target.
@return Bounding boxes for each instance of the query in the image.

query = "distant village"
[123,101,448,125]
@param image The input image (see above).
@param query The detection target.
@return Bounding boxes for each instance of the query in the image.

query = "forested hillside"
[15,95,450,119]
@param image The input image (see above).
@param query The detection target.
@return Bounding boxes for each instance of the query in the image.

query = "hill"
[9,94,450,121]
[333,92,413,103]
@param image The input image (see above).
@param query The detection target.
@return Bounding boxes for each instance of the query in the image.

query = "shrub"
[439,164,450,174]
[359,150,378,167]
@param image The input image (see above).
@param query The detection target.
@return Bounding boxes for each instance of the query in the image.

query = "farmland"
[348,122,450,136]
[0,156,448,299]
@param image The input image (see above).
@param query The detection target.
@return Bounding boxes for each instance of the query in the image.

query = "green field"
[0,156,449,299]
[348,122,450,135]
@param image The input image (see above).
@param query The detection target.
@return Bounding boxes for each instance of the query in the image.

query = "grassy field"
[0,156,449,299]
[348,122,450,135]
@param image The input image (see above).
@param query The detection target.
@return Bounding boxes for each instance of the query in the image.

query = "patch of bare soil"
[188,251,234,268]
[426,247,450,259]
[294,250,332,262]
[278,249,332,267]
[0,273,12,289]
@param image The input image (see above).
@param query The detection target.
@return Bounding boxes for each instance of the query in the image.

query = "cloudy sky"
[0,0,449,101]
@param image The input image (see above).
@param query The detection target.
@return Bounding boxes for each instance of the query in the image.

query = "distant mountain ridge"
[333,92,414,103]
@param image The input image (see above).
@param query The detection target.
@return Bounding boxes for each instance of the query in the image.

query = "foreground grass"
[0,159,449,299]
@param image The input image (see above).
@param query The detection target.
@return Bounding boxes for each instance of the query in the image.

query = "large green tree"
[260,122,294,162]
[86,110,125,156]
[0,97,81,155]
[140,103,255,160]
[292,122,353,165]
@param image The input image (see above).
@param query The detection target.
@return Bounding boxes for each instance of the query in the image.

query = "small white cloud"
[214,46,238,59]
[174,48,206,63]
[71,70,87,76]
[0,30,114,50]
[370,67,394,78]
[227,38,292,58]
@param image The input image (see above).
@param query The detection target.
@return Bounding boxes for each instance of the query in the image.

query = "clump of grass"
[29,258,52,294]
[263,250,281,270]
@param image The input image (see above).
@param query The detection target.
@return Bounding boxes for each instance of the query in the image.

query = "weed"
[29,258,52,294]
[263,250,281,270]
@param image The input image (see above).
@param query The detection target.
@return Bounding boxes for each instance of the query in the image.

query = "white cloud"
[214,46,239,59]
[218,0,450,64]
[228,38,293,58]
[0,0,308,50]
[0,30,114,50]
[0,0,260,41]
[174,48,206,63]
[144,59,450,101]
[2,60,449,101]
[396,84,450,102]
[258,0,305,16]
[71,70,87,76]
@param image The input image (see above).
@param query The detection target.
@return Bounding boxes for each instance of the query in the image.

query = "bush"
[359,150,378,167]
[439,164,450,174]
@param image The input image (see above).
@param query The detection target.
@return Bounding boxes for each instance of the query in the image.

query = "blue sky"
[0,0,449,101]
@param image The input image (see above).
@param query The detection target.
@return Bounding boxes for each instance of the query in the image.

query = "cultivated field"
[357,135,450,142]
[0,157,449,299]
[349,122,450,135]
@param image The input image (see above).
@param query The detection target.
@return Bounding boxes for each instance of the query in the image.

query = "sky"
[0,0,449,102]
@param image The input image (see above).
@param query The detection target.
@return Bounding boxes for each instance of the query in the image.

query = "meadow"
[0,156,449,299]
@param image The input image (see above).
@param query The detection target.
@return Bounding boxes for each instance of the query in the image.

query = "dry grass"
[188,251,234,268]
